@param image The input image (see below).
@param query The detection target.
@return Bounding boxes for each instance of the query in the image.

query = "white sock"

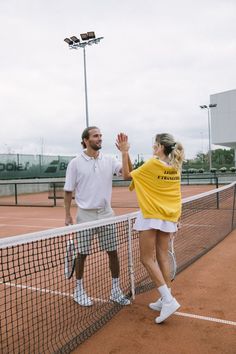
[76,279,83,291]
[158,284,173,303]
[112,277,120,290]
[157,287,171,301]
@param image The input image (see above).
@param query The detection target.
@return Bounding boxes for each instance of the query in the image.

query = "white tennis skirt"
[133,211,178,233]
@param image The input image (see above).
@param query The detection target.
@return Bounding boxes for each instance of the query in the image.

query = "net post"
[127,216,135,300]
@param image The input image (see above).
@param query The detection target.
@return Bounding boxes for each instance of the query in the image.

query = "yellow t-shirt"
[130,158,181,222]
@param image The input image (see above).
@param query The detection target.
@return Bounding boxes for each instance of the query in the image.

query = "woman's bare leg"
[155,231,171,288]
[139,230,166,287]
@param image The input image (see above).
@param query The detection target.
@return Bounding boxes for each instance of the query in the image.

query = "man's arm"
[64,191,73,225]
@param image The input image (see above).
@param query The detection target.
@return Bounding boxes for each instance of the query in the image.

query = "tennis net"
[0,182,235,353]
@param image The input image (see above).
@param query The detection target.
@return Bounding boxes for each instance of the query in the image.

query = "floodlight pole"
[64,33,104,128]
[83,47,89,128]
[199,104,217,171]
[207,107,211,170]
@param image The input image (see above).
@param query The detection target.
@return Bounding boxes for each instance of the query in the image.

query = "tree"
[212,149,234,167]
[133,158,145,169]
[183,148,235,171]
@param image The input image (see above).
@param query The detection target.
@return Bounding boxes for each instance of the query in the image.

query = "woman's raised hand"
[116,133,130,152]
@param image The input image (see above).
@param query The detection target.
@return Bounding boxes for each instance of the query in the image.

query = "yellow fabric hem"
[141,212,180,222]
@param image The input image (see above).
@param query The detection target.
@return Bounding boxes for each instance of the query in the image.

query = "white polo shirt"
[64,151,122,209]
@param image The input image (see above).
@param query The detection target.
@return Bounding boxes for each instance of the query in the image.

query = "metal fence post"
[231,183,236,231]
[53,183,57,207]
[216,176,219,209]
[14,183,18,205]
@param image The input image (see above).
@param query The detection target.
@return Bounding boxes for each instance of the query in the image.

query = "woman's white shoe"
[155,298,180,323]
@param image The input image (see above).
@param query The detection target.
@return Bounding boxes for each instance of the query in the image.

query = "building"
[210,89,236,166]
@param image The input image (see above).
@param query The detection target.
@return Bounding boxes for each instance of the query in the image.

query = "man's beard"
[90,143,102,151]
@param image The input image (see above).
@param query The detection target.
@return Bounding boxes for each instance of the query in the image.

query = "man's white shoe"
[73,289,93,306]
[110,288,131,306]
[149,297,162,311]
[155,298,180,324]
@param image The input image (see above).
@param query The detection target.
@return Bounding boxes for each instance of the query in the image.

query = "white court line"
[0,281,109,303]
[174,311,236,326]
[1,282,235,326]
[0,224,59,229]
[183,224,215,228]
[0,216,62,221]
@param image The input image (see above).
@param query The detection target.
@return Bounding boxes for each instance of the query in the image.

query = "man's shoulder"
[101,153,120,163]
[68,154,84,165]
[75,153,84,160]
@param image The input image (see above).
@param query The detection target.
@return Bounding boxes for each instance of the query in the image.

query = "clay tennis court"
[0,184,235,353]
[76,229,236,354]
[75,185,236,354]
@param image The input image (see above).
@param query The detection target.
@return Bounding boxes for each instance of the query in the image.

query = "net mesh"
[0,182,235,353]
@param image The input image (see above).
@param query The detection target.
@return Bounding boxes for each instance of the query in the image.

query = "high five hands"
[116,133,130,152]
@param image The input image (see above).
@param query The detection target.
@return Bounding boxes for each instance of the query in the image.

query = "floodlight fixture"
[80,33,89,41]
[87,31,96,39]
[64,38,74,45]
[200,105,208,109]
[209,103,217,108]
[70,36,80,43]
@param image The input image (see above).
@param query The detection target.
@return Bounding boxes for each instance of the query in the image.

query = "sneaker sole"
[73,297,93,306]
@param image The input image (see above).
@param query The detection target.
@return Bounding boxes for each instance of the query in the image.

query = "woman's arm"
[127,154,133,173]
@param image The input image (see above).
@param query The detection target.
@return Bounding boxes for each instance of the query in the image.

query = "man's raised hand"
[116,133,130,152]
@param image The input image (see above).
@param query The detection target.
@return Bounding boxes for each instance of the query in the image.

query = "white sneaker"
[155,298,180,324]
[73,288,93,307]
[110,288,131,306]
[149,297,163,311]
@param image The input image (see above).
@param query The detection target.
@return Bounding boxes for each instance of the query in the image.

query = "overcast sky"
[0,0,236,160]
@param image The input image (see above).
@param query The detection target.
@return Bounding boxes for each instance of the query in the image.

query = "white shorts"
[133,211,178,233]
[76,207,117,254]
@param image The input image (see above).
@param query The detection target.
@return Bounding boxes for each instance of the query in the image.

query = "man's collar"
[81,150,102,160]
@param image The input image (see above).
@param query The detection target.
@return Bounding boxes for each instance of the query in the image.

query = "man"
[64,126,131,307]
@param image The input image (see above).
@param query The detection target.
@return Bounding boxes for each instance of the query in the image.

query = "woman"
[116,132,184,323]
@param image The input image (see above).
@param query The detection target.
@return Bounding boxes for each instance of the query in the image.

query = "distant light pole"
[199,103,217,170]
[200,131,204,165]
[64,32,104,128]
